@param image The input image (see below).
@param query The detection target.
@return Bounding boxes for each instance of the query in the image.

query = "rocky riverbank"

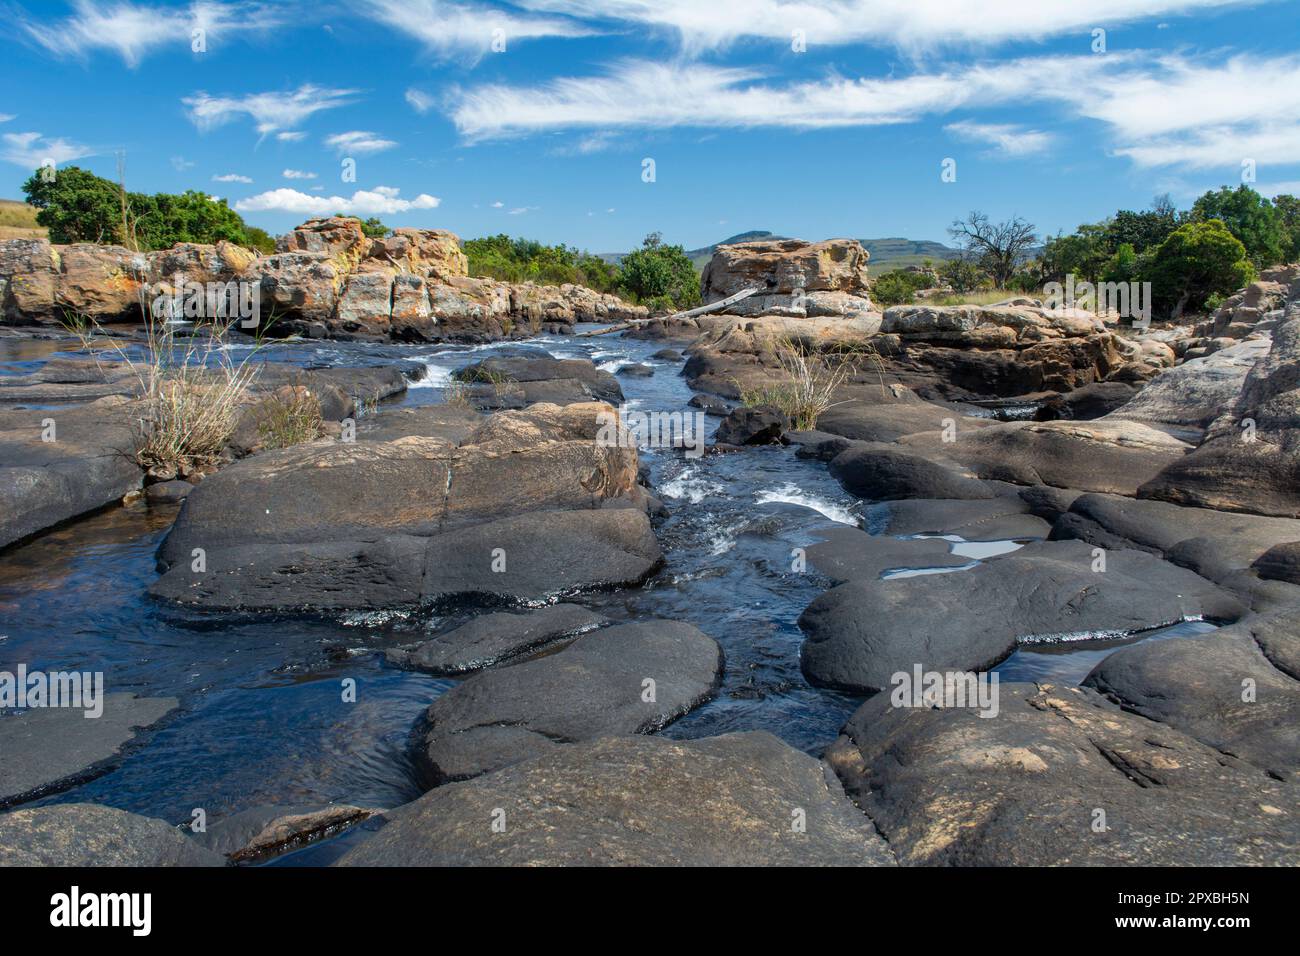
[0,215,646,342]
[1,234,1297,867]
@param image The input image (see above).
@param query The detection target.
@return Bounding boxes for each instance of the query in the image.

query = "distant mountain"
[604,230,962,275]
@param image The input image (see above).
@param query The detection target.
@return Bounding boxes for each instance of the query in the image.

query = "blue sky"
[2,0,1299,253]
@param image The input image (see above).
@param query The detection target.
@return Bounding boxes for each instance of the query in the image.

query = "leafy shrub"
[871,269,931,306]
[463,234,619,293]
[23,166,274,252]
[617,233,701,310]
[1148,220,1255,319]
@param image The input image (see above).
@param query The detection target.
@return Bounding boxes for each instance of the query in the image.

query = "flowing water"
[0,327,1216,862]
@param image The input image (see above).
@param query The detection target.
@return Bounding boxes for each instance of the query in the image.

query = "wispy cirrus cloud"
[324,130,398,154]
[212,172,253,182]
[405,88,436,114]
[515,0,1272,54]
[234,185,439,215]
[447,56,1121,140]
[946,120,1055,157]
[365,0,596,59]
[449,51,1300,176]
[0,131,95,169]
[183,84,358,135]
[17,0,283,68]
[282,168,317,179]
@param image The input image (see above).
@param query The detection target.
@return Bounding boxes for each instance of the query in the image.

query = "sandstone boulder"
[700,238,872,317]
[1140,310,1300,517]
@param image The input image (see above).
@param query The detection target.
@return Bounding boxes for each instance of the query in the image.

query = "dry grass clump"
[257,385,324,449]
[739,334,875,430]
[64,286,266,479]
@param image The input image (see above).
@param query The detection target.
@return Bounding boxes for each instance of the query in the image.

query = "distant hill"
[605,230,962,275]
[0,200,46,241]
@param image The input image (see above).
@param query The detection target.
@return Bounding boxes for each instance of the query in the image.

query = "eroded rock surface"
[340,732,893,866]
[826,683,1298,865]
[415,621,723,783]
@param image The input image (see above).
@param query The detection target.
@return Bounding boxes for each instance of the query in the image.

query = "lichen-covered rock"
[701,238,872,317]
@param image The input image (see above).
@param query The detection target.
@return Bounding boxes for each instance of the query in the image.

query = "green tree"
[617,232,701,309]
[1272,193,1300,262]
[1149,219,1255,318]
[22,166,275,252]
[1041,225,1109,284]
[131,190,255,250]
[21,166,123,244]
[1104,199,1181,254]
[1189,185,1286,267]
[1100,242,1145,285]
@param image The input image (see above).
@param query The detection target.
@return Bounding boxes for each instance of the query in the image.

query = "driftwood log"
[577,286,760,336]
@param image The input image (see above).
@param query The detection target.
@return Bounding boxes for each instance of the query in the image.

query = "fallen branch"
[577,286,761,336]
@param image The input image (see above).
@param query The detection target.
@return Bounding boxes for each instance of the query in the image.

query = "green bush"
[617,233,701,310]
[463,233,620,293]
[1190,185,1286,268]
[22,166,274,252]
[1149,220,1255,318]
[871,269,931,306]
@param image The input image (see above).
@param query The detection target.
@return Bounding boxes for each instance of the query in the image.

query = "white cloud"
[325,130,398,154]
[449,56,1118,141]
[405,88,436,114]
[213,172,253,183]
[19,0,282,68]
[171,155,196,171]
[282,169,317,179]
[549,130,620,156]
[0,114,14,123]
[508,206,537,215]
[276,131,307,142]
[450,51,1300,178]
[490,200,504,207]
[0,131,95,169]
[1068,53,1300,170]
[514,0,1269,54]
[234,186,440,215]
[364,0,596,59]
[946,120,1054,157]
[1260,181,1300,198]
[184,84,357,135]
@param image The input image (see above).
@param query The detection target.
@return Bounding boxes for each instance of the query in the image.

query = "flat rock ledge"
[0,804,225,866]
[148,400,663,611]
[415,620,724,783]
[1085,607,1300,781]
[339,732,894,866]
[799,539,1244,694]
[825,683,1298,866]
[386,603,609,675]
[0,694,178,808]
